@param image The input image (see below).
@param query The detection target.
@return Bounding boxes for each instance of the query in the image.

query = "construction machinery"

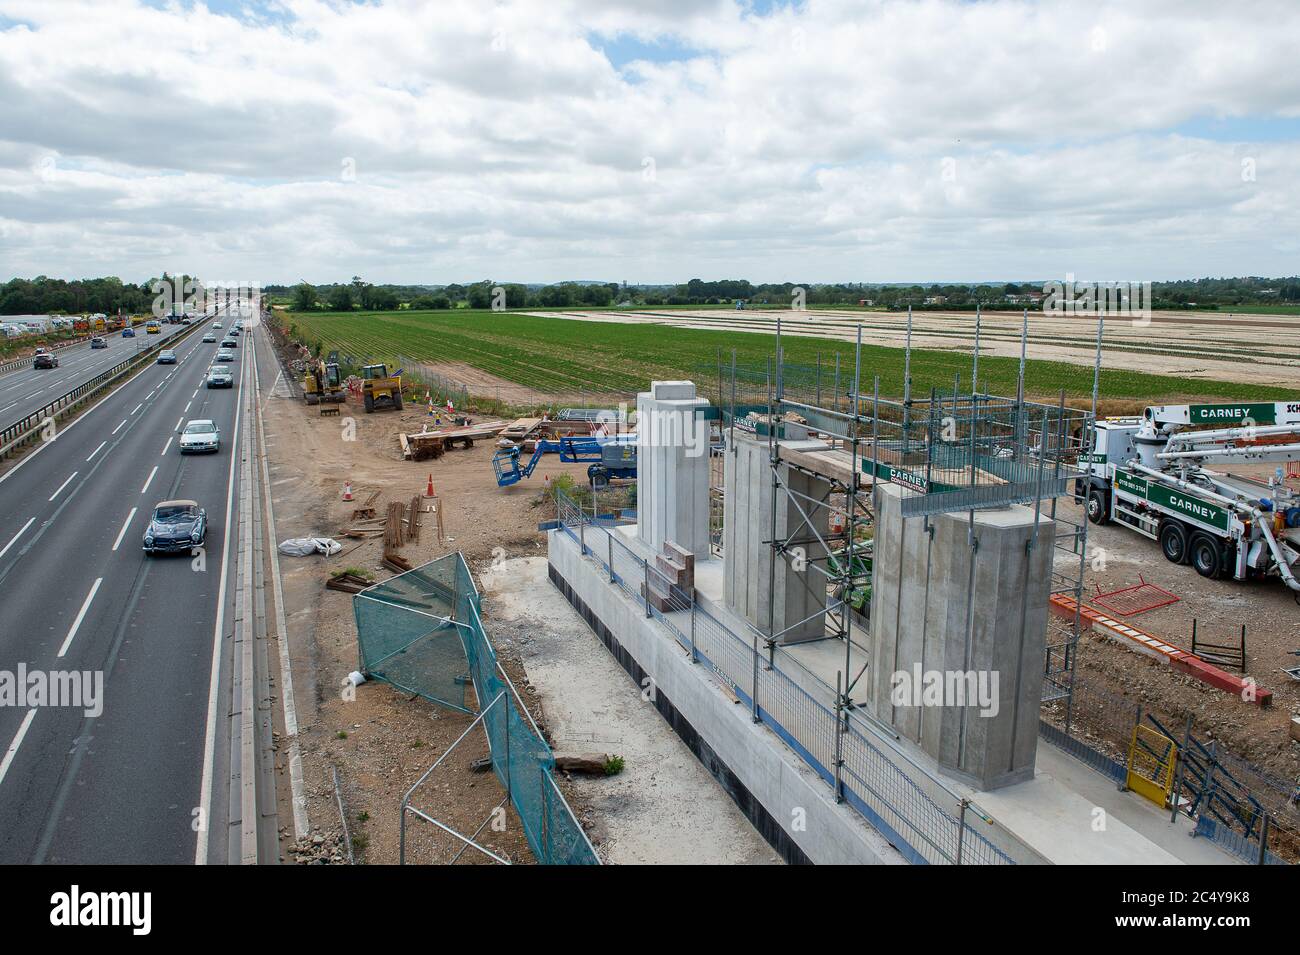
[1078,400,1300,596]
[492,435,636,488]
[304,359,344,406]
[360,363,403,413]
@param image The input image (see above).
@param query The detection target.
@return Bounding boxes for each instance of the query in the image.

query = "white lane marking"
[48,471,78,502]
[58,577,103,658]
[131,403,142,415]
[161,436,173,456]
[184,401,191,414]
[174,416,184,432]
[0,709,37,791]
[0,517,35,560]
[192,389,199,399]
[85,440,108,461]
[141,465,159,494]
[112,506,138,552]
[0,402,15,412]
[111,418,127,435]
[145,390,155,401]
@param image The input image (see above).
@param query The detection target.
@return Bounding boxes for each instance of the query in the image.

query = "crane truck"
[1077,401,1300,599]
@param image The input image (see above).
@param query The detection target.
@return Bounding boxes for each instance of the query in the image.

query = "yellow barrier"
[1126,725,1176,808]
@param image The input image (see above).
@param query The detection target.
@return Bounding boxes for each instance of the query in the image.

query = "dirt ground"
[262,365,598,863]
[419,360,612,407]
[1051,490,1300,792]
[261,335,774,864]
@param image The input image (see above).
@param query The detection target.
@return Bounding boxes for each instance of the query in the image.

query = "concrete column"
[635,381,711,558]
[722,429,830,644]
[867,483,1054,790]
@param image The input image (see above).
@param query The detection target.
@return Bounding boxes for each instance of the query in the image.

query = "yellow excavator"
[304,359,344,406]
[360,363,403,413]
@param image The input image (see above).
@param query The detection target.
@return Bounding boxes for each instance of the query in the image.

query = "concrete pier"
[867,483,1055,791]
[635,381,711,558]
[722,429,832,644]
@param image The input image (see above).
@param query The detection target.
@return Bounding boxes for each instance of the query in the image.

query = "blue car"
[122,326,135,337]
[143,500,207,554]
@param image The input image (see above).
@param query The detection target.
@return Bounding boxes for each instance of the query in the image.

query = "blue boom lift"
[492,434,637,488]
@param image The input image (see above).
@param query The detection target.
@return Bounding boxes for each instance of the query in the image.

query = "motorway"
[0,303,288,863]
[0,322,190,431]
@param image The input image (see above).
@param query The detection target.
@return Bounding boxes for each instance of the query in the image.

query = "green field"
[284,308,1295,407]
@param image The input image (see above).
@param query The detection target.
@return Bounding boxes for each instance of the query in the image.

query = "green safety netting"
[355,553,598,865]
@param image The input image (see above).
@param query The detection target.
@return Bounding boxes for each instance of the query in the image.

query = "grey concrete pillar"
[722,430,830,644]
[867,483,1054,790]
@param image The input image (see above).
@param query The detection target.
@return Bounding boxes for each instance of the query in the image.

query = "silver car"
[178,419,221,453]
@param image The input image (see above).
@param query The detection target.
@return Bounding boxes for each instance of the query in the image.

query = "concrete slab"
[973,742,1238,865]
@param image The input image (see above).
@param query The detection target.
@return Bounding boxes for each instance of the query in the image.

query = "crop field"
[285,308,1296,406]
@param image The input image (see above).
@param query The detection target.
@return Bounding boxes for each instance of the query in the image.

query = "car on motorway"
[122,326,135,337]
[145,320,161,334]
[206,365,234,388]
[211,321,223,329]
[202,332,217,343]
[142,500,207,554]
[178,419,221,453]
[215,348,235,362]
[156,349,177,364]
[90,336,108,349]
[220,337,237,349]
[33,349,59,369]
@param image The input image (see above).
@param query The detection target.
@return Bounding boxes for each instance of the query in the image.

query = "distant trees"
[291,281,316,311]
[0,275,155,315]
[326,285,353,311]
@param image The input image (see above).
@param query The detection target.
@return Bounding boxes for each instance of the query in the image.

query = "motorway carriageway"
[0,321,191,431]
[0,306,281,863]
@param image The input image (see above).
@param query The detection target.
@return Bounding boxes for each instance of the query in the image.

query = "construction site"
[257,310,1300,867]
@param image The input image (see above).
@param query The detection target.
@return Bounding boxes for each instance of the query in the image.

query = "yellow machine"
[360,363,403,413]
[304,359,344,406]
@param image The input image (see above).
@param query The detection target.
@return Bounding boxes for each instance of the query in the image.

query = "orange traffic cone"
[343,481,354,501]
[424,474,435,498]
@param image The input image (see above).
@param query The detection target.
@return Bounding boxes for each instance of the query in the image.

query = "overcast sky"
[1,0,1297,286]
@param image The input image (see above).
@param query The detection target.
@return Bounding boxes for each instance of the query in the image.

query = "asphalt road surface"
[0,321,192,433]
[0,304,279,863]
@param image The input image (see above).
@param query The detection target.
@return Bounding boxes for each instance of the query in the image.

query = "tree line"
[7,273,1298,317]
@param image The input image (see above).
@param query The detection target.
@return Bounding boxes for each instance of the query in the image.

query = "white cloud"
[0,0,1297,283]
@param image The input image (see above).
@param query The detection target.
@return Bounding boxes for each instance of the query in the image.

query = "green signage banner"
[1113,469,1230,532]
[1147,484,1231,532]
[860,457,958,494]
[1189,403,1278,426]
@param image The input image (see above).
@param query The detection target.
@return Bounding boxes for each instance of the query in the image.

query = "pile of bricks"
[642,539,695,612]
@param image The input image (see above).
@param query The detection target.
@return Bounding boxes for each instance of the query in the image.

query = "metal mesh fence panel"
[363,553,599,865]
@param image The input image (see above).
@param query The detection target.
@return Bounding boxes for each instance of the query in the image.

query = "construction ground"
[258,343,774,864]
[259,322,1300,865]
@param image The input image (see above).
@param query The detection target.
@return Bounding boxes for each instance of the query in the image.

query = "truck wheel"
[393,391,403,411]
[305,393,319,405]
[1086,489,1109,525]
[1190,534,1224,579]
[364,392,375,413]
[1158,520,1188,564]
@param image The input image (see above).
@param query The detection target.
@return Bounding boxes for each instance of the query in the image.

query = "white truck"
[1077,401,1300,598]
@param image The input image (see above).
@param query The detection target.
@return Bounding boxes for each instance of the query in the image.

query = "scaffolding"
[700,307,1102,731]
